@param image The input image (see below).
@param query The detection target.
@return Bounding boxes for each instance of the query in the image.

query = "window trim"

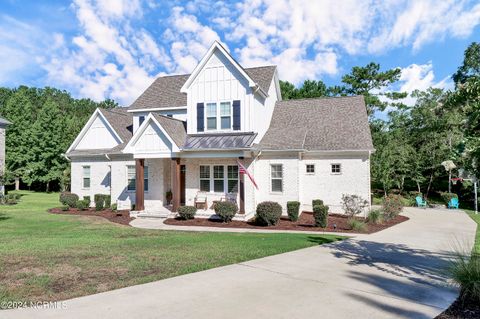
[213,165,225,193]
[331,163,342,175]
[306,164,315,174]
[227,165,239,193]
[199,165,211,192]
[270,164,283,193]
[126,165,149,192]
[199,164,239,194]
[82,165,90,189]
[203,100,234,132]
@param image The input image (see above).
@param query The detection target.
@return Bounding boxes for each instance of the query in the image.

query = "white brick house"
[66,42,373,218]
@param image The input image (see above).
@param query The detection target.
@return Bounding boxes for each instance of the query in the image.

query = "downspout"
[105,154,112,203]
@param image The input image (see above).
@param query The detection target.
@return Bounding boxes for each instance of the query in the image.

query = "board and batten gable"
[252,74,280,143]
[186,49,254,134]
[74,113,121,150]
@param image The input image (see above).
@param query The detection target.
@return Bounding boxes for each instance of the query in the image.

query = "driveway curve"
[3,207,476,319]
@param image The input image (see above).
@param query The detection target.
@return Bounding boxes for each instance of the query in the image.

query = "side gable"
[67,109,123,153]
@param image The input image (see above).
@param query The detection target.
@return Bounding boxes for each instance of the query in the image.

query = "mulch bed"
[435,298,480,319]
[164,211,409,234]
[49,207,133,226]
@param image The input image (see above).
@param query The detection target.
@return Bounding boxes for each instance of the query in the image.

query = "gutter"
[62,154,70,161]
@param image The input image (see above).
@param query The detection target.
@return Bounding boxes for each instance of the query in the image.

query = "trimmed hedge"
[287,201,300,222]
[256,201,282,226]
[76,199,89,211]
[178,206,197,220]
[104,195,111,208]
[94,194,105,211]
[111,203,117,211]
[312,199,324,208]
[313,204,329,228]
[83,196,91,204]
[60,192,79,208]
[215,201,238,223]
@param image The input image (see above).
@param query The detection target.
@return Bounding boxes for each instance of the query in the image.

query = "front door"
[180,165,186,205]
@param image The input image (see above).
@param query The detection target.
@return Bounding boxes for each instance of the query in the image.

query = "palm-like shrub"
[256,201,282,226]
[287,201,300,222]
[347,218,367,232]
[366,210,383,224]
[215,201,238,223]
[177,206,197,220]
[449,251,480,303]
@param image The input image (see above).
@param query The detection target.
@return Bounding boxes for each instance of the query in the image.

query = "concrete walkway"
[3,207,477,319]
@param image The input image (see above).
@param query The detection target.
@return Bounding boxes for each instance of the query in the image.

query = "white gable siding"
[75,115,120,150]
[187,49,252,134]
[252,75,279,143]
[134,122,172,153]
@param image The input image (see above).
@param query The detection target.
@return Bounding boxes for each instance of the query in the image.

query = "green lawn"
[0,191,343,306]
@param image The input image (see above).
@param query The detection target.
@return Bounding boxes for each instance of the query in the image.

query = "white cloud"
[398,62,453,105]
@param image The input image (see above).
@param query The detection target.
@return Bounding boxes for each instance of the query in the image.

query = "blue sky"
[1,0,479,106]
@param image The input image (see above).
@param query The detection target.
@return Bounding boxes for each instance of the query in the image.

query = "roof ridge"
[101,108,130,117]
[154,113,186,123]
[278,95,363,104]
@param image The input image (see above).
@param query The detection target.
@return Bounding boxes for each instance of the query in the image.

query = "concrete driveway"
[3,207,477,319]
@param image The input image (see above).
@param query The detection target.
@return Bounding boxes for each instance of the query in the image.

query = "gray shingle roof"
[98,108,133,143]
[258,96,374,151]
[129,66,276,111]
[184,132,257,150]
[152,114,187,147]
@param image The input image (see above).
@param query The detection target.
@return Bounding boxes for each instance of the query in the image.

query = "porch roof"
[183,132,257,151]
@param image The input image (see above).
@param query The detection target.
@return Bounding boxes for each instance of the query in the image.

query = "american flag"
[237,160,259,190]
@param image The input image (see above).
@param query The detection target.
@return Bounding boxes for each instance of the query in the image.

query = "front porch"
[131,157,252,221]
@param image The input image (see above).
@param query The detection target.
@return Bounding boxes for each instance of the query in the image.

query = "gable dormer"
[181,41,271,135]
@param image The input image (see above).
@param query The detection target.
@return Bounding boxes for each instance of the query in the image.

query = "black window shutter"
[233,100,241,131]
[197,103,204,132]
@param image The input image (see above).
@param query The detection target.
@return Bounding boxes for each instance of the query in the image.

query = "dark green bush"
[312,199,324,208]
[382,194,403,220]
[313,204,328,228]
[60,205,69,211]
[94,194,105,211]
[214,201,238,222]
[441,192,458,205]
[256,201,282,226]
[83,196,91,203]
[76,199,89,211]
[59,192,79,208]
[287,201,300,222]
[13,193,21,200]
[178,206,197,220]
[5,197,17,205]
[104,195,111,208]
[111,203,117,211]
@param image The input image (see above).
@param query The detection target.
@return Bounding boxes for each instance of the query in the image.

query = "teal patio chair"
[415,196,427,208]
[448,197,459,209]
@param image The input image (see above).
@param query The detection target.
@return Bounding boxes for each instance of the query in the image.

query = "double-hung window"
[127,165,149,191]
[82,166,90,189]
[220,102,231,129]
[206,103,217,130]
[227,165,239,193]
[270,164,283,192]
[199,165,210,191]
[213,165,224,192]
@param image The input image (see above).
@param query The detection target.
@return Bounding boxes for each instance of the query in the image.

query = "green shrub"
[256,201,282,226]
[76,199,89,211]
[5,197,17,205]
[59,192,79,208]
[215,201,238,222]
[94,194,105,211]
[287,201,300,222]
[449,251,480,303]
[347,218,367,232]
[83,196,91,203]
[366,209,383,224]
[60,205,69,211]
[104,195,111,208]
[440,192,458,204]
[13,193,21,200]
[111,203,117,211]
[312,199,324,208]
[313,204,328,228]
[341,194,368,217]
[178,206,197,220]
[382,194,403,220]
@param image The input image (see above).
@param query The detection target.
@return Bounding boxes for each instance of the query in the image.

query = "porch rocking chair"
[194,192,208,210]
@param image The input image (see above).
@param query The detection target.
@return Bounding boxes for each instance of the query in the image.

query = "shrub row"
[94,194,111,211]
[59,192,113,211]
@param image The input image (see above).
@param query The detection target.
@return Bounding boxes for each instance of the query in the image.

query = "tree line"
[0,87,116,191]
[281,42,480,206]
